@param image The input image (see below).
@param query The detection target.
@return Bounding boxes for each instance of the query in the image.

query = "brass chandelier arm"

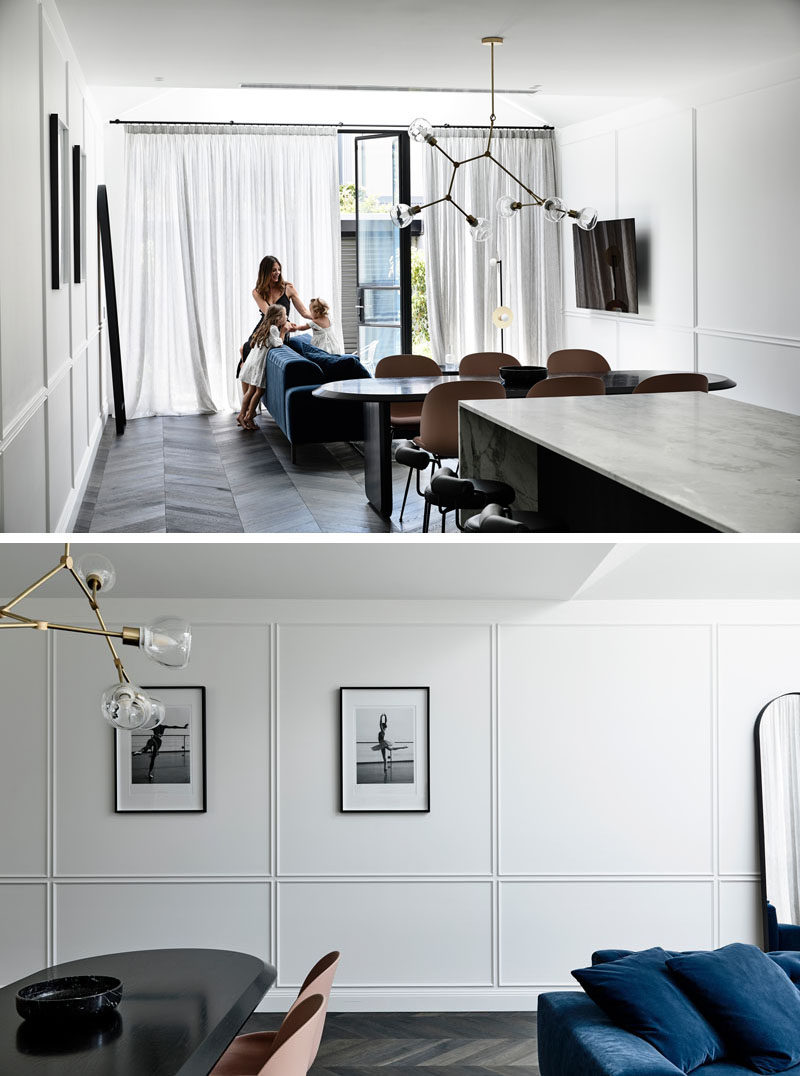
[0,561,67,614]
[459,152,490,166]
[448,198,474,221]
[87,579,130,684]
[415,195,451,212]
[0,608,40,625]
[431,141,459,168]
[488,155,545,204]
[0,621,41,629]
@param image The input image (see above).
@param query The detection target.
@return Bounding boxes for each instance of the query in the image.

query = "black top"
[2,949,275,1075]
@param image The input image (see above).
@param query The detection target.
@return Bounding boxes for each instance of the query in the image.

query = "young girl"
[301,298,343,354]
[237,304,288,430]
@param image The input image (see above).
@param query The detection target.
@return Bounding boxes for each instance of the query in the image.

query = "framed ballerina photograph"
[339,686,430,813]
[114,686,206,813]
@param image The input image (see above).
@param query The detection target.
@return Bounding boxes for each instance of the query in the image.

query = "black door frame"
[352,130,412,356]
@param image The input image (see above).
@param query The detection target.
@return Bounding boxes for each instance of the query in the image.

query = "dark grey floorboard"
[238,1012,539,1073]
[74,411,458,534]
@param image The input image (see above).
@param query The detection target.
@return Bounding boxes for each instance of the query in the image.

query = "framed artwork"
[48,113,70,289]
[72,144,86,283]
[340,686,430,812]
[114,686,206,812]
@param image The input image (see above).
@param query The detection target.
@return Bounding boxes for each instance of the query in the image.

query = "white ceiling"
[58,0,800,125]
[0,541,798,602]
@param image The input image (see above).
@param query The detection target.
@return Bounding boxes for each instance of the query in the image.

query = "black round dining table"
[313,369,736,517]
[1,948,275,1074]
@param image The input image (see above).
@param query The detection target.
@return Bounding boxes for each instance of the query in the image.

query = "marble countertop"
[459,393,800,533]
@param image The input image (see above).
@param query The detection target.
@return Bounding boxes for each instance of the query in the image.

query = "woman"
[239,255,312,368]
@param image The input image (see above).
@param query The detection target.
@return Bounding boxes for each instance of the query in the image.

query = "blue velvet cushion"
[572,947,725,1072]
[286,336,369,381]
[666,943,800,1074]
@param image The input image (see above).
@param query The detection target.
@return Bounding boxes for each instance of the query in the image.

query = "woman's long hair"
[255,255,285,301]
[251,304,287,349]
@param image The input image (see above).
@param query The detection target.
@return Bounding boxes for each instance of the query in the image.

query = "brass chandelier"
[0,544,191,731]
[389,37,598,243]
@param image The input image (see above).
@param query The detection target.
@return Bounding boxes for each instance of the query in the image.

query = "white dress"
[308,318,343,354]
[238,326,282,388]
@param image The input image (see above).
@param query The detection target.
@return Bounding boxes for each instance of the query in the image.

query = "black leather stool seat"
[463,503,564,533]
[426,469,515,512]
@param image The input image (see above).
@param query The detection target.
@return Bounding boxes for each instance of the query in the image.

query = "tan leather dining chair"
[459,352,520,376]
[375,354,442,433]
[527,375,606,398]
[546,348,610,374]
[632,373,709,394]
[211,952,340,1076]
[257,995,324,1075]
[416,379,506,460]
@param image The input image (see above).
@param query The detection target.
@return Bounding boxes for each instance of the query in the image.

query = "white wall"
[1,595,796,1010]
[0,0,106,532]
[558,61,800,414]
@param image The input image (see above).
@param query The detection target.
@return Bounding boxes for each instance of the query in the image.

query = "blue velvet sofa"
[538,949,800,1076]
[263,336,371,462]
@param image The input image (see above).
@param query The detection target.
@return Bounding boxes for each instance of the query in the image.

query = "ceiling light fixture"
[0,544,191,731]
[390,37,597,244]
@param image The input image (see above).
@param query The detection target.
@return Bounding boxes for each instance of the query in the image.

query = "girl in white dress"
[302,298,343,354]
[237,304,287,430]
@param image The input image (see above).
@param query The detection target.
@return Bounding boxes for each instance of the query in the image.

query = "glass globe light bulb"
[543,197,567,223]
[496,195,519,220]
[468,217,493,243]
[101,683,152,731]
[75,553,116,593]
[139,697,166,731]
[408,117,434,143]
[577,206,598,231]
[389,203,414,229]
[140,617,192,668]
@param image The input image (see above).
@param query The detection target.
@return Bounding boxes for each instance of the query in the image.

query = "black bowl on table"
[499,365,547,390]
[16,975,123,1024]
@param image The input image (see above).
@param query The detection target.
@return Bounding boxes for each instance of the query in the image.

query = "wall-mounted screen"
[573,217,638,314]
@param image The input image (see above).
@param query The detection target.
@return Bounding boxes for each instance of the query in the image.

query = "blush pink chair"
[546,348,610,373]
[211,953,340,1076]
[459,352,519,375]
[632,373,709,394]
[527,375,606,397]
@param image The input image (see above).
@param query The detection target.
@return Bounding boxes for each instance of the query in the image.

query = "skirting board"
[255,986,574,1013]
[58,412,105,533]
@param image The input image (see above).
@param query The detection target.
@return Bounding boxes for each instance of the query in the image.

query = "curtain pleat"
[422,127,562,366]
[120,125,340,417]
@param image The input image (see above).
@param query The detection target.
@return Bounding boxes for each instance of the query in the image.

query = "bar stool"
[422,467,516,533]
[463,503,563,532]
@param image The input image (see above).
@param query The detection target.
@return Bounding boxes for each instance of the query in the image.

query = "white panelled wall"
[1,596,798,1010]
[558,62,800,414]
[0,0,106,533]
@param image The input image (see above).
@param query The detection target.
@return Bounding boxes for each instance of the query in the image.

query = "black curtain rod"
[109,119,553,130]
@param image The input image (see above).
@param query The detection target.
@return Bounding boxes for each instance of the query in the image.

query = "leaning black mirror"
[755,693,800,951]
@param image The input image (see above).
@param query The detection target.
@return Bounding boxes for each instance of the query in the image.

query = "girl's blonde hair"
[251,304,286,349]
[309,297,330,317]
[255,255,287,300]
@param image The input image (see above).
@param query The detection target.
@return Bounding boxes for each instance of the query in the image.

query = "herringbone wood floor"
[74,412,454,534]
[239,1012,540,1074]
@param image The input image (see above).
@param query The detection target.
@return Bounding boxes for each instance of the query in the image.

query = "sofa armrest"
[538,993,684,1076]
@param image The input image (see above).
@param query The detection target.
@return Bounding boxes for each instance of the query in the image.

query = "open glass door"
[354,133,411,366]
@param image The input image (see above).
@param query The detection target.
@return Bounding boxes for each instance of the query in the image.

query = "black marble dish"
[16,976,123,1023]
[499,365,547,389]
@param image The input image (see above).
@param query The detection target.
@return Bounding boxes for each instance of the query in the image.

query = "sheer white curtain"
[422,128,562,366]
[121,124,340,417]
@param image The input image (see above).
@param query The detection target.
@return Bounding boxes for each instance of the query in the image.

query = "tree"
[411,246,431,356]
[339,184,385,215]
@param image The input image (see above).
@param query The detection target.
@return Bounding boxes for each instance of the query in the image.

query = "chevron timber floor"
[74,412,450,534]
[239,1012,540,1074]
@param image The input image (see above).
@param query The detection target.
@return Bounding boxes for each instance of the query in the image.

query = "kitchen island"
[458,393,800,533]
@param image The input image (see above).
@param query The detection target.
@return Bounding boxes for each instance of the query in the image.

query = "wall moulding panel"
[0,0,106,533]
[0,599,795,1005]
[558,70,800,412]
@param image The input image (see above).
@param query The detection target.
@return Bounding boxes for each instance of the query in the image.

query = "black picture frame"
[339,686,430,813]
[114,686,207,813]
[72,144,85,284]
[49,113,69,290]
